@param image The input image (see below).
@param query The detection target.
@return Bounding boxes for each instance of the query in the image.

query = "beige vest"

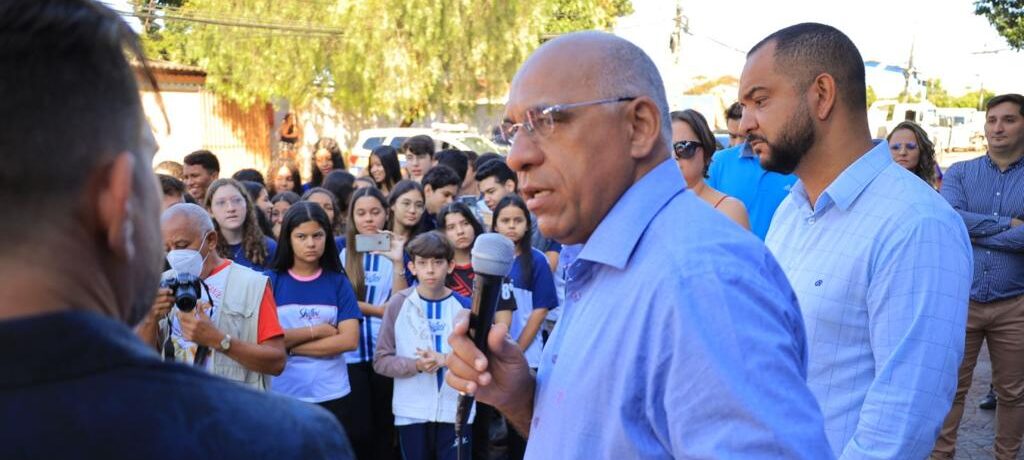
[160,263,271,391]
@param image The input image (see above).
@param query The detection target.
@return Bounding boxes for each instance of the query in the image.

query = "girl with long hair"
[367,145,403,195]
[205,178,277,270]
[387,180,430,289]
[267,158,302,196]
[339,187,407,459]
[305,138,347,191]
[437,202,514,327]
[266,202,361,440]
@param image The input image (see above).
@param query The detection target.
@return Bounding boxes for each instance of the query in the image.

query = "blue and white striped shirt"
[766,141,973,459]
[340,250,393,364]
[940,154,1024,302]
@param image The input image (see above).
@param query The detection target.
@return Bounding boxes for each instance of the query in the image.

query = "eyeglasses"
[499,96,637,144]
[672,141,702,160]
[890,142,918,151]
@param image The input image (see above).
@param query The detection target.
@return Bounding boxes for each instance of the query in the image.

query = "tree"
[866,85,877,108]
[975,0,1024,50]
[136,0,632,124]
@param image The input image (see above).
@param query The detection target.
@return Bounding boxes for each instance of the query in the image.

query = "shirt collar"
[985,152,1024,172]
[577,158,685,270]
[789,140,890,213]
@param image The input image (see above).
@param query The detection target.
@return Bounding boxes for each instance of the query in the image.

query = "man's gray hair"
[587,33,672,145]
[161,202,214,236]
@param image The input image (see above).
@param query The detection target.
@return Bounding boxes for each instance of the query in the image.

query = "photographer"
[137,203,286,390]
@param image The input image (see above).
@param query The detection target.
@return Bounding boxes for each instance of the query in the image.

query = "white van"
[348,124,507,173]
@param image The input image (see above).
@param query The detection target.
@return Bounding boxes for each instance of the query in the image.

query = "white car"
[348,124,507,173]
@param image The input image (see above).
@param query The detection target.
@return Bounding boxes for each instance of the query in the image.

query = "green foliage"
[545,0,633,35]
[866,85,877,107]
[975,0,1024,50]
[925,78,995,109]
[137,0,632,123]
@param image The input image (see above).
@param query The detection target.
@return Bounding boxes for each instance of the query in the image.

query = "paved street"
[952,342,1011,459]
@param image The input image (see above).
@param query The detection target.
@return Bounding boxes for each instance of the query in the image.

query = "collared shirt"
[707,143,797,240]
[940,153,1024,302]
[525,159,832,459]
[766,141,973,459]
[0,310,352,459]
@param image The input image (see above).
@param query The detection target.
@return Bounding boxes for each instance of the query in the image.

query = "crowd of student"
[143,84,1024,459]
[147,136,563,460]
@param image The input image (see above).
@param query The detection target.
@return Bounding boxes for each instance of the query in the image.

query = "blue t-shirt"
[707,144,797,240]
[505,247,559,368]
[267,269,360,403]
[227,236,278,271]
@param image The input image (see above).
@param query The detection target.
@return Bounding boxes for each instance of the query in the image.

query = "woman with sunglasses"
[670,110,750,229]
[887,121,941,189]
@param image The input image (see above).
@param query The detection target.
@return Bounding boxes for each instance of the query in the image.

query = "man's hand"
[146,288,174,322]
[445,310,534,413]
[177,302,224,348]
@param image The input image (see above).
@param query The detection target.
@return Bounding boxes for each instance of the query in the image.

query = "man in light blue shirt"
[445,31,832,459]
[707,142,796,240]
[741,24,973,458]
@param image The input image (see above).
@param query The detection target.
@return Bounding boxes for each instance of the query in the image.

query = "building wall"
[144,87,272,177]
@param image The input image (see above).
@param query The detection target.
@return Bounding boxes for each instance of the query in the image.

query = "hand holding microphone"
[447,234,536,438]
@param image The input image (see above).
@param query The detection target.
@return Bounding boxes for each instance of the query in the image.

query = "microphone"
[454,233,515,454]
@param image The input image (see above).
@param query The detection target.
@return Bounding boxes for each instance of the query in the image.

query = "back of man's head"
[748,23,866,113]
[1,1,152,238]
[0,0,163,323]
[474,159,517,188]
[434,149,468,184]
[184,150,220,174]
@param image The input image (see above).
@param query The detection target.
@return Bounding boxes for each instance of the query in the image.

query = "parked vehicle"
[348,123,507,173]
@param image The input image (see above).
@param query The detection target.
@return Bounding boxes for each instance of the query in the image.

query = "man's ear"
[96,152,137,260]
[625,96,662,160]
[811,72,838,121]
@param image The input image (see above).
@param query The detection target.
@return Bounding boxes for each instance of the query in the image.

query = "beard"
[750,102,816,175]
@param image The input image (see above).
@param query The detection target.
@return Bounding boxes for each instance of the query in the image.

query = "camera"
[160,273,202,312]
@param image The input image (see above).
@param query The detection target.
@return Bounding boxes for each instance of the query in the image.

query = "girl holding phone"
[387,180,430,289]
[340,187,405,459]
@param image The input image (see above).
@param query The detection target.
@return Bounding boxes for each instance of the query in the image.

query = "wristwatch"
[219,334,232,352]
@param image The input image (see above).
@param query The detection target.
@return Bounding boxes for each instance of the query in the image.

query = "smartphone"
[355,233,391,252]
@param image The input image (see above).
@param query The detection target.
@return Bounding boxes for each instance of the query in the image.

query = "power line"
[102,2,347,36]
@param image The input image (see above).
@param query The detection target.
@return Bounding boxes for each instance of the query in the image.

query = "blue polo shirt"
[707,144,797,240]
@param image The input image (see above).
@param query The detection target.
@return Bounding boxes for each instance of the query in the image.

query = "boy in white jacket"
[374,231,474,459]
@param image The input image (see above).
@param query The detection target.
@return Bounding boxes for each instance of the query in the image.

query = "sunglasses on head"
[890,142,918,151]
[673,140,702,160]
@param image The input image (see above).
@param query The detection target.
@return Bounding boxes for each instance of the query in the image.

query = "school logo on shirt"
[299,308,321,321]
[366,272,383,284]
[428,319,445,334]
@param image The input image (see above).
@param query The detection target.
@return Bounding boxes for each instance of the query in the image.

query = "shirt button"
[994,212,999,216]
[996,192,1001,196]
[571,292,581,301]
[808,217,816,224]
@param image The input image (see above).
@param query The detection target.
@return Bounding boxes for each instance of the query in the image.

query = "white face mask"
[166,232,210,277]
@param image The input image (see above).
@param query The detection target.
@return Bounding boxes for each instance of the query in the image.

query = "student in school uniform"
[339,186,407,459]
[491,195,558,459]
[265,202,362,437]
[374,232,474,460]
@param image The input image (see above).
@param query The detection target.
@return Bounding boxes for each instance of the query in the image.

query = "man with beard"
[740,23,973,458]
[0,1,351,458]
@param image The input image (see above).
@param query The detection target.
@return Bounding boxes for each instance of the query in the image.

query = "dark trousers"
[347,361,398,460]
[397,422,472,460]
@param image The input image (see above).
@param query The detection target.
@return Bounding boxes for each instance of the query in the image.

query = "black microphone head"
[471,233,515,277]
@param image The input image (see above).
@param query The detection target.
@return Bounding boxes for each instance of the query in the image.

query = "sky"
[616,0,1024,98]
